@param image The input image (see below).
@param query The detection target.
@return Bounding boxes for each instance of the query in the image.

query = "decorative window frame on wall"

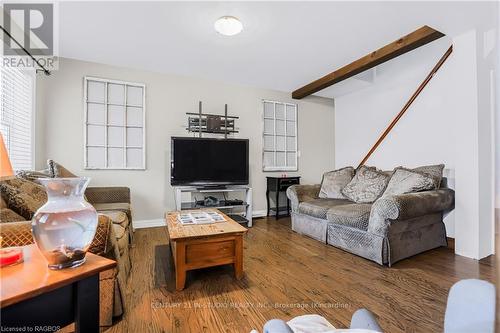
[83,76,146,170]
[262,100,298,172]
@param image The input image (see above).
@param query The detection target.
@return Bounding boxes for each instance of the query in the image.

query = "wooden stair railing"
[357,45,453,169]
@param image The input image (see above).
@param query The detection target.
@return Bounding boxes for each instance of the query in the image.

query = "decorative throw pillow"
[48,159,77,178]
[412,164,444,188]
[0,178,47,220]
[16,169,52,183]
[382,167,436,197]
[341,166,390,203]
[0,208,26,223]
[319,167,355,199]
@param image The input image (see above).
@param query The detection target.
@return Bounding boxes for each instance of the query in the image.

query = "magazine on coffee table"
[177,211,226,225]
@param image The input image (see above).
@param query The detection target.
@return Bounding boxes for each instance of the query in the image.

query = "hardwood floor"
[106,217,495,333]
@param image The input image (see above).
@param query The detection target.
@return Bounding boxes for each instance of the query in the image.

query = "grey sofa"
[286,178,454,266]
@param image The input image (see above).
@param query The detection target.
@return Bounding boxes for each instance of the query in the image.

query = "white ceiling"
[58,1,497,98]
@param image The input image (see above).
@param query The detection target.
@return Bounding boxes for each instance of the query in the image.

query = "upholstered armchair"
[0,214,124,327]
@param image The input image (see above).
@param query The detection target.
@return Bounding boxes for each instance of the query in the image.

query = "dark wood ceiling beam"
[292,25,445,99]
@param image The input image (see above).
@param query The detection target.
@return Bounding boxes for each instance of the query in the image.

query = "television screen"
[170,137,249,186]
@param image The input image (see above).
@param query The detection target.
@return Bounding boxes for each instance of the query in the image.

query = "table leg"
[234,236,244,279]
[175,242,187,291]
[266,189,270,216]
[75,275,99,333]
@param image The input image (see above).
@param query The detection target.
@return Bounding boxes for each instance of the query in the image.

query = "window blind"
[0,67,34,170]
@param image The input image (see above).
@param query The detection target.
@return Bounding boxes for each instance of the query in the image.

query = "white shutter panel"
[0,66,35,170]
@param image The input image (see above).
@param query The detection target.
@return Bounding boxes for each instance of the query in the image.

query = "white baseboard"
[133,219,166,229]
[133,210,268,229]
[252,210,267,218]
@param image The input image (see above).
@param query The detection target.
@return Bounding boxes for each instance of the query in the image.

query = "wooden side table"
[1,245,116,333]
[266,176,301,219]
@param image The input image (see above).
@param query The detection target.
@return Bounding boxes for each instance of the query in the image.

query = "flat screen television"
[170,137,249,186]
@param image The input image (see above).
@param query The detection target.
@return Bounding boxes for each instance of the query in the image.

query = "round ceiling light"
[214,16,243,36]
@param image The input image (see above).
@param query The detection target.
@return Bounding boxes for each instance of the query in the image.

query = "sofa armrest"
[0,215,114,255]
[88,214,113,256]
[286,184,321,212]
[86,187,131,204]
[368,188,455,236]
[0,221,33,247]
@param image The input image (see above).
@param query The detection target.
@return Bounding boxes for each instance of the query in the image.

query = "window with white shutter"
[0,67,35,170]
[262,100,298,171]
[84,77,146,170]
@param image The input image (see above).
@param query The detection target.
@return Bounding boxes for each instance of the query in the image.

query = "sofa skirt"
[292,211,447,266]
[291,212,328,243]
[327,223,386,264]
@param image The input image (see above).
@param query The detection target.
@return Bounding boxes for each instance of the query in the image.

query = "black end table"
[1,245,116,333]
[266,176,300,219]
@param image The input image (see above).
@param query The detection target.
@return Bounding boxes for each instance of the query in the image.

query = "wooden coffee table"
[165,210,247,291]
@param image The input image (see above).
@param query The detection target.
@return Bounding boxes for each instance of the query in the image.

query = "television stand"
[196,185,227,191]
[173,185,253,227]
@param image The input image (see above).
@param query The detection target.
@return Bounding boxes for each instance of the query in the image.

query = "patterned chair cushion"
[319,167,355,199]
[0,208,26,223]
[382,167,436,197]
[342,166,390,204]
[88,214,112,255]
[0,221,34,247]
[112,224,128,255]
[326,203,372,230]
[298,198,351,219]
[0,196,7,209]
[0,178,47,220]
[99,210,129,229]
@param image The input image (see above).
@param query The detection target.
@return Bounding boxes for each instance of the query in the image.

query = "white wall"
[334,28,497,259]
[334,38,457,236]
[36,58,334,223]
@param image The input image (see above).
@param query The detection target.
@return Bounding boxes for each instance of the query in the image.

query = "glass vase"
[32,177,98,269]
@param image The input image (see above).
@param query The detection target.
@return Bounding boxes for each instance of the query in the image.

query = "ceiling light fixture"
[214,16,243,36]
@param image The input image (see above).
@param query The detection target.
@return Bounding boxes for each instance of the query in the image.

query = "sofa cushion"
[326,203,372,230]
[100,210,129,229]
[342,166,390,203]
[0,208,26,223]
[112,224,128,255]
[112,223,127,239]
[412,164,444,189]
[0,178,47,220]
[298,198,350,219]
[319,167,355,199]
[382,167,436,197]
[93,202,131,212]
